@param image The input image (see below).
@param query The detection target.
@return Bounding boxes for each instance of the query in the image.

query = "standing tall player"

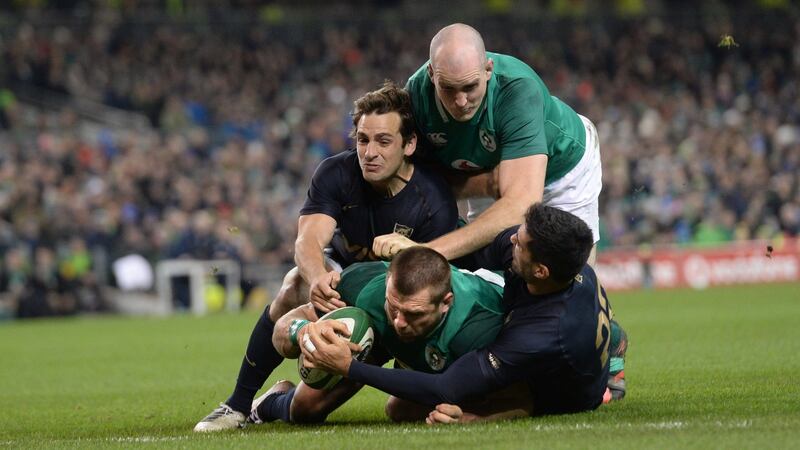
[303,204,618,421]
[194,82,459,431]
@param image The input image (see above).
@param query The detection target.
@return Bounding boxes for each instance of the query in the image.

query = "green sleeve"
[447,307,504,357]
[336,262,388,306]
[496,78,548,159]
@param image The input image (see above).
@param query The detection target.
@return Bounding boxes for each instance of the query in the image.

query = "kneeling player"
[249,246,529,424]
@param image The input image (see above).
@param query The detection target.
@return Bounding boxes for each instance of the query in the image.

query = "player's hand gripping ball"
[298,307,374,390]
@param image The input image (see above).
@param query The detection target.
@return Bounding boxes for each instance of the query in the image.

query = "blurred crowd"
[1,3,799,316]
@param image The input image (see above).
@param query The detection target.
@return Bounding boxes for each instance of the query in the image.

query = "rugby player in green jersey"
[247,246,524,424]
[369,23,603,266]
[359,25,628,402]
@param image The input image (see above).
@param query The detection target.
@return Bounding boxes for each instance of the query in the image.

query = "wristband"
[289,319,310,346]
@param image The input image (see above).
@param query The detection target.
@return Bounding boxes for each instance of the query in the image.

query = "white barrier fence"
[155,259,241,315]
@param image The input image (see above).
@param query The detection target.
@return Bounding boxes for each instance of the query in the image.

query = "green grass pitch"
[2,283,799,449]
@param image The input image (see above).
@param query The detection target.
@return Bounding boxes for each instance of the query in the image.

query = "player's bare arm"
[426,403,529,424]
[444,166,499,200]
[425,381,533,424]
[294,214,346,311]
[380,155,547,259]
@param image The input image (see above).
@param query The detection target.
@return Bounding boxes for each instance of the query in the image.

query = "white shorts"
[468,114,602,242]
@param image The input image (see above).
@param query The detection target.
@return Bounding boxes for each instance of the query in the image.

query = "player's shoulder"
[452,266,505,291]
[350,268,389,307]
[489,52,539,79]
[341,261,389,281]
[405,61,434,115]
[489,52,547,107]
[311,150,360,187]
[405,60,431,90]
[408,163,452,197]
[316,149,358,172]
[446,268,505,332]
[571,264,599,296]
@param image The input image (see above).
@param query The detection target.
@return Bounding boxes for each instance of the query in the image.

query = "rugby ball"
[297,306,374,390]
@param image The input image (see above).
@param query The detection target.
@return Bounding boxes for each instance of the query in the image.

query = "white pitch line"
[0,419,754,445]
[321,419,753,435]
[107,435,192,443]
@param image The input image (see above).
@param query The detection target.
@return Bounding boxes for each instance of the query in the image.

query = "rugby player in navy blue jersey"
[302,204,615,422]
[194,82,459,432]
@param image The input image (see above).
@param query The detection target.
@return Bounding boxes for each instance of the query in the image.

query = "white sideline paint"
[2,420,754,446]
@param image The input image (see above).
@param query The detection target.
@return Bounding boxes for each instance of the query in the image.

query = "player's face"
[356,112,415,185]
[510,225,536,281]
[429,58,492,122]
[384,276,450,343]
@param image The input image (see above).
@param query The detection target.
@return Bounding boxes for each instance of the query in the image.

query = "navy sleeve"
[299,154,347,221]
[347,349,505,405]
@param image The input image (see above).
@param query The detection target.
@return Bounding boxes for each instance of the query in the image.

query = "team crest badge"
[425,345,447,371]
[479,129,497,152]
[393,223,414,237]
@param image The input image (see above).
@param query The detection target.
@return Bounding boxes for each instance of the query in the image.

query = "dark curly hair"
[350,80,416,146]
[524,203,594,283]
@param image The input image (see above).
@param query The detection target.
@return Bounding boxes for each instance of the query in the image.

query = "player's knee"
[270,267,306,320]
[289,392,329,424]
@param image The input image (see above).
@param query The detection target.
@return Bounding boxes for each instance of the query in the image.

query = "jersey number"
[595,280,611,368]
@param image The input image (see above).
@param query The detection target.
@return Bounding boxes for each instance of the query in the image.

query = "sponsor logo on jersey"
[451,159,482,171]
[575,274,584,284]
[393,223,414,238]
[427,132,448,146]
[425,345,447,371]
[479,129,497,152]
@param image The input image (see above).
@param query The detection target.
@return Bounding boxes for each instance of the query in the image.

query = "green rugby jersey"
[406,52,586,185]
[336,261,505,373]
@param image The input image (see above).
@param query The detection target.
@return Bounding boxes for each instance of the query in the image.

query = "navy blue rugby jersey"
[300,150,459,267]
[478,260,611,414]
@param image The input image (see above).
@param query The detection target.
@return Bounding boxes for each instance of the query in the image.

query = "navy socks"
[226,305,285,413]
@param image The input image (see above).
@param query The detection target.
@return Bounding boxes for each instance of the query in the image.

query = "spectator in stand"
[0,4,798,316]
